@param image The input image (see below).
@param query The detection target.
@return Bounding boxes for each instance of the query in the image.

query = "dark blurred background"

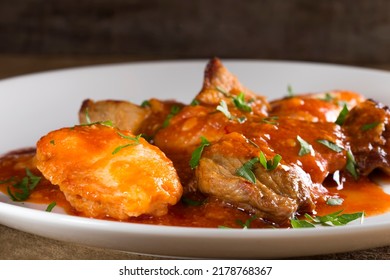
[1,0,390,78]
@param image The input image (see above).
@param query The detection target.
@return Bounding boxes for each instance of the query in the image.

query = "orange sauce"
[1,149,390,228]
[317,176,390,216]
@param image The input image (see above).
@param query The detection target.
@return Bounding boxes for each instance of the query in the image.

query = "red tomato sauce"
[1,149,390,228]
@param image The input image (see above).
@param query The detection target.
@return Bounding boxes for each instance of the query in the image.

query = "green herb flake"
[291,210,364,228]
[0,177,15,184]
[218,225,231,229]
[361,122,381,131]
[235,157,259,184]
[236,215,258,229]
[290,219,316,228]
[140,134,153,143]
[45,202,57,212]
[335,104,349,126]
[305,210,364,226]
[232,92,252,112]
[117,132,141,142]
[261,116,279,125]
[287,84,294,97]
[112,133,141,155]
[259,151,282,171]
[319,92,334,102]
[181,196,206,206]
[297,135,314,156]
[78,120,114,128]
[236,116,247,123]
[216,100,232,120]
[326,197,344,206]
[316,139,343,152]
[189,136,211,169]
[49,140,55,145]
[215,86,230,97]
[80,108,114,128]
[190,99,200,106]
[162,105,181,128]
[140,100,151,108]
[85,108,91,124]
[346,149,359,180]
[6,168,41,202]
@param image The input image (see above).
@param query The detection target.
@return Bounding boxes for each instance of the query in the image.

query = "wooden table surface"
[0,55,390,260]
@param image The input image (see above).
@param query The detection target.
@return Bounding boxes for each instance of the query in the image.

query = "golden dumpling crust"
[35,124,183,220]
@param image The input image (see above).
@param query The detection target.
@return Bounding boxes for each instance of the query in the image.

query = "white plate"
[1,60,390,259]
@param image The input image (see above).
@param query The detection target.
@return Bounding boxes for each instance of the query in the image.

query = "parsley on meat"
[189,136,211,169]
[335,104,349,126]
[297,135,314,156]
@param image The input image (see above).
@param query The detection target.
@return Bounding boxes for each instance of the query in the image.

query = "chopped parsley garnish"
[287,84,294,97]
[305,210,364,226]
[162,105,181,128]
[50,140,55,145]
[317,140,357,178]
[319,92,334,102]
[236,215,258,229]
[232,92,252,112]
[297,136,314,156]
[236,116,247,123]
[236,152,282,183]
[219,215,258,229]
[326,197,344,206]
[361,121,381,131]
[45,202,57,212]
[346,149,359,180]
[216,100,247,123]
[335,104,349,126]
[216,100,233,120]
[215,86,230,97]
[112,133,141,155]
[316,139,343,152]
[290,210,364,228]
[181,196,206,206]
[140,133,153,143]
[290,219,315,228]
[85,107,92,123]
[235,157,259,184]
[259,151,282,171]
[140,100,151,108]
[189,136,210,169]
[78,108,114,128]
[3,168,41,202]
[78,120,114,128]
[261,116,279,125]
[190,99,200,106]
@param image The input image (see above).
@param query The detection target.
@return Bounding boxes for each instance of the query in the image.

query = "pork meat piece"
[193,57,270,116]
[79,98,184,136]
[344,99,390,176]
[196,132,316,223]
[79,99,150,133]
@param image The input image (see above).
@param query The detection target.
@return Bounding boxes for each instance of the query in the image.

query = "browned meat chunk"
[344,99,390,176]
[194,57,270,116]
[196,133,316,223]
[79,99,150,133]
[79,98,184,137]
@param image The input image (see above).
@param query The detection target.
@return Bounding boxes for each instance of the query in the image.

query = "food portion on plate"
[1,58,390,229]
